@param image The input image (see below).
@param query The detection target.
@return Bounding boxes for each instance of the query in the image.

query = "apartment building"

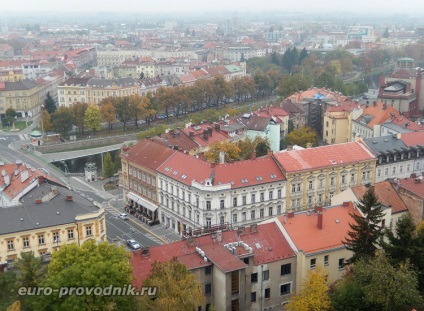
[399,132,424,176]
[0,171,106,264]
[323,102,362,144]
[131,222,296,311]
[0,69,24,82]
[273,142,377,211]
[120,140,177,224]
[157,151,286,236]
[361,135,415,182]
[265,203,357,292]
[58,77,139,107]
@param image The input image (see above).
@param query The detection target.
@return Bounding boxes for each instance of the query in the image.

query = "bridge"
[36,141,136,163]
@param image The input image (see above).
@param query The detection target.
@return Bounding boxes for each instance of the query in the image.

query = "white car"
[118,213,129,220]
[127,239,141,250]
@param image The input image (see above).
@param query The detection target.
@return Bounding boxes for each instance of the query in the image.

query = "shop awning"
[127,192,158,212]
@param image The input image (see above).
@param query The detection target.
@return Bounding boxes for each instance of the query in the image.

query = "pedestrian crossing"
[18,134,29,140]
[144,232,164,245]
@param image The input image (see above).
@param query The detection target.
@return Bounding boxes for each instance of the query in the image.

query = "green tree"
[190,109,220,124]
[0,270,17,310]
[50,107,75,138]
[44,91,57,114]
[286,126,318,148]
[72,102,89,134]
[100,98,116,132]
[236,136,270,160]
[288,119,294,133]
[347,251,422,311]
[383,27,390,38]
[114,96,135,131]
[103,152,114,178]
[137,258,205,311]
[83,104,102,135]
[40,109,51,133]
[331,274,367,311]
[298,48,308,65]
[5,107,17,119]
[14,251,46,309]
[35,240,133,311]
[137,124,168,140]
[343,187,385,263]
[286,265,332,311]
[277,74,311,98]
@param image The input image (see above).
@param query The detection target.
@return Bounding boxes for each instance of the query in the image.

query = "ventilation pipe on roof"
[251,151,257,160]
[317,212,323,230]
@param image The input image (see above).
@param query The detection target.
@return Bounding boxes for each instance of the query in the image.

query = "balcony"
[290,191,303,198]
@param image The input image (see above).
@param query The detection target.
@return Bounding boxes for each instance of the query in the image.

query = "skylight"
[173,171,178,175]
[241,179,248,184]
[256,176,263,181]
[270,174,277,178]
[164,167,171,172]
[181,174,187,179]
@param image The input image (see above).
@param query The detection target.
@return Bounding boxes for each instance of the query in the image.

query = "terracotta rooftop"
[273,142,376,173]
[355,101,399,128]
[131,222,295,287]
[389,117,424,132]
[327,101,360,112]
[398,177,424,198]
[277,203,358,254]
[120,139,176,171]
[151,129,199,151]
[351,181,408,214]
[399,131,424,147]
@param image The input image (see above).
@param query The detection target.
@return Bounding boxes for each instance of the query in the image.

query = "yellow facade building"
[0,70,24,82]
[273,142,377,211]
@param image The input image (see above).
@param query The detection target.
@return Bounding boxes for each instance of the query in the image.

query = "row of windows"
[377,163,412,177]
[232,205,283,223]
[250,283,291,302]
[130,167,156,185]
[310,256,344,270]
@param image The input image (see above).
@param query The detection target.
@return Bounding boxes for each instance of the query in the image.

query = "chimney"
[287,212,295,218]
[369,185,375,193]
[38,176,45,184]
[342,201,350,208]
[198,152,204,160]
[267,149,273,156]
[207,127,213,136]
[189,131,194,138]
[382,102,387,110]
[66,195,73,201]
[287,145,293,151]
[210,161,215,168]
[317,212,323,229]
[414,178,421,184]
[216,230,222,242]
[306,142,312,149]
[411,173,417,178]
[203,129,208,140]
[215,123,220,131]
[314,206,323,213]
[251,151,257,160]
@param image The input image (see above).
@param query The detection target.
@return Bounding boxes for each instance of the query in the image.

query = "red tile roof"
[151,129,199,151]
[273,142,376,173]
[351,181,408,214]
[389,117,424,132]
[254,106,289,119]
[356,101,399,128]
[398,178,424,198]
[130,222,295,287]
[278,203,358,254]
[400,131,424,147]
[121,139,176,171]
[327,101,360,112]
[182,123,230,147]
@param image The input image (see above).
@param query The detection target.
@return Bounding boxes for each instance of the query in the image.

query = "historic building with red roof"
[131,222,296,311]
[273,142,376,212]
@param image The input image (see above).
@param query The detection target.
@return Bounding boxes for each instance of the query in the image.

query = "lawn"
[1,121,32,132]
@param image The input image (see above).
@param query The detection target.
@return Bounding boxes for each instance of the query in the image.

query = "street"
[0,124,172,250]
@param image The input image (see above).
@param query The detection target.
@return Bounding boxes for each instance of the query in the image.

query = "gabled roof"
[151,129,199,152]
[4,79,38,91]
[60,77,90,87]
[120,139,176,171]
[351,182,408,214]
[131,222,295,287]
[254,106,289,119]
[245,115,272,131]
[400,131,424,147]
[278,203,358,254]
[363,135,408,156]
[398,178,424,198]
[274,142,376,173]
[87,77,137,88]
[388,117,424,132]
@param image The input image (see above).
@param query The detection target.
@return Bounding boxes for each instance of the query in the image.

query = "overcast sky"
[2,0,424,14]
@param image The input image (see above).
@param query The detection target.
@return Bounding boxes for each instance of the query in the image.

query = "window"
[251,194,256,203]
[264,288,270,299]
[233,197,237,207]
[86,226,92,236]
[277,205,282,214]
[242,196,247,205]
[310,258,316,269]
[268,206,273,216]
[296,183,301,192]
[280,283,291,296]
[281,263,291,276]
[324,255,329,266]
[53,232,60,243]
[291,184,296,193]
[277,189,282,199]
[392,166,396,174]
[260,208,264,218]
[262,270,269,281]
[205,266,212,275]
[377,169,381,177]
[233,214,237,223]
[308,180,313,190]
[251,292,257,302]
[206,201,211,211]
[251,273,258,283]
[196,197,199,207]
[205,283,212,295]
[220,216,225,225]
[269,191,273,200]
[242,212,247,221]
[243,257,249,265]
[206,217,211,228]
[220,199,225,209]
[7,240,14,250]
[260,193,265,202]
[23,237,29,248]
[68,229,74,240]
[330,177,335,186]
[38,235,45,245]
[251,210,255,220]
[341,175,346,184]
[338,258,345,269]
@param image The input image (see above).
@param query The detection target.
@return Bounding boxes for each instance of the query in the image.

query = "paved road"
[0,123,180,250]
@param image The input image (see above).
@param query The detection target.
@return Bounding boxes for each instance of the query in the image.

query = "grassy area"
[1,121,32,132]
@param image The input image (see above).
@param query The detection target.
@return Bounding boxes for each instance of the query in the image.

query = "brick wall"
[397,187,424,225]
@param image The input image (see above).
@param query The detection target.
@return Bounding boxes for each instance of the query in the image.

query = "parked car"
[118,213,129,220]
[127,239,141,250]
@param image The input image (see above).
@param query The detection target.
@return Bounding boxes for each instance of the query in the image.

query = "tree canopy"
[204,141,241,163]
[44,91,57,114]
[286,126,318,148]
[83,104,102,134]
[137,258,205,311]
[50,107,75,138]
[34,240,133,311]
[286,265,332,311]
